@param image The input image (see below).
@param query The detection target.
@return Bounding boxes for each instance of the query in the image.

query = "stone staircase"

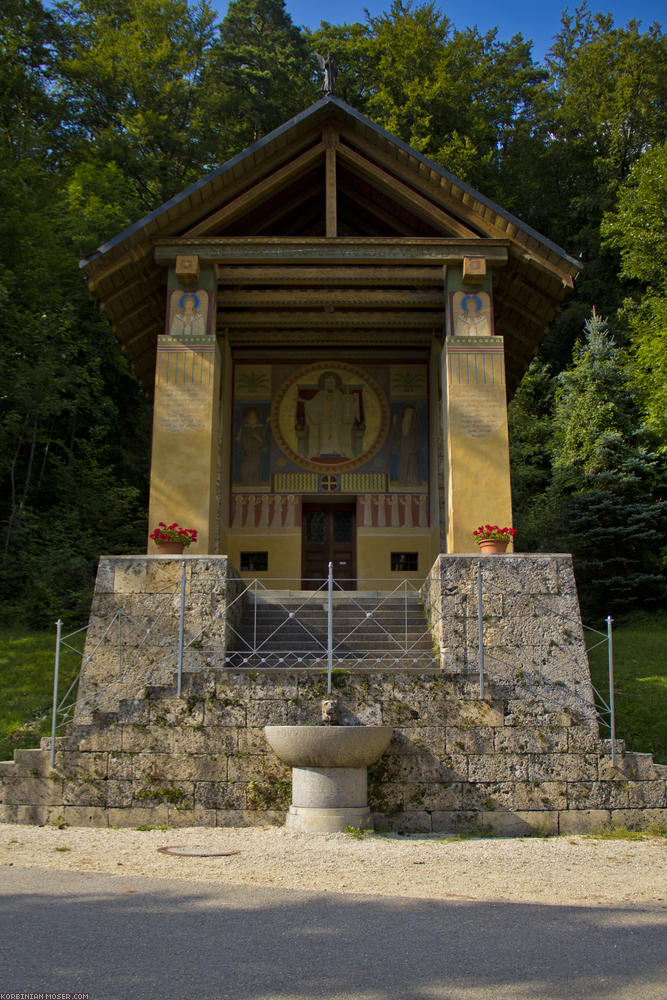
[225,589,440,670]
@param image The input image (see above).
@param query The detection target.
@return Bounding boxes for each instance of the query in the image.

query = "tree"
[537,8,666,369]
[212,0,316,154]
[545,312,665,618]
[602,143,667,448]
[56,0,221,237]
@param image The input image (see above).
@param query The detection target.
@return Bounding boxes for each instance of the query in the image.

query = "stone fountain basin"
[264,725,393,768]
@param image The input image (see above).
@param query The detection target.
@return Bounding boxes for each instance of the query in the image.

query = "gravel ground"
[1,824,665,906]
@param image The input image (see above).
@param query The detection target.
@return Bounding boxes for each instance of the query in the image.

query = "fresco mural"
[230,359,430,522]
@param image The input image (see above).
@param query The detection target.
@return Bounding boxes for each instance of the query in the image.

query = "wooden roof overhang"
[82,97,581,397]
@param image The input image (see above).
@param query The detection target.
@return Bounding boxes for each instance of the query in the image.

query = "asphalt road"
[1,866,665,1000]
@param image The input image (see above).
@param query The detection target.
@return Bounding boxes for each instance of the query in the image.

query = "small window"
[391,552,418,572]
[241,551,268,571]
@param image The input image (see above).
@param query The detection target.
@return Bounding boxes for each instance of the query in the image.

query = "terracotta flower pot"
[156,541,186,555]
[477,538,509,554]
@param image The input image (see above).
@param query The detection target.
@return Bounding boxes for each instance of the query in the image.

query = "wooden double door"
[301,501,356,590]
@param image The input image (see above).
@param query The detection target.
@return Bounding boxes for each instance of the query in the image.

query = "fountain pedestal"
[264,725,393,833]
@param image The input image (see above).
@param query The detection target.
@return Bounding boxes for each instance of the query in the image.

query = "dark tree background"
[1,0,665,624]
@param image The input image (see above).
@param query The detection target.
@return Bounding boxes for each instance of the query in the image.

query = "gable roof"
[82,96,581,394]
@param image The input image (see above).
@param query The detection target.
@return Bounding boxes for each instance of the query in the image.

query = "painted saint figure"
[303,371,359,459]
[237,406,268,485]
[454,293,491,337]
[170,292,206,336]
[392,405,422,485]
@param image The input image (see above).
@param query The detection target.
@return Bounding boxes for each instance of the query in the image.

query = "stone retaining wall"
[1,554,665,833]
[1,668,665,834]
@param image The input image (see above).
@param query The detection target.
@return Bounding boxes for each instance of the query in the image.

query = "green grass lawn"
[0,612,665,765]
[585,610,667,765]
[0,628,83,762]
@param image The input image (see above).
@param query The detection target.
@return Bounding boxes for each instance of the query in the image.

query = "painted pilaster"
[147,265,220,553]
[441,268,513,552]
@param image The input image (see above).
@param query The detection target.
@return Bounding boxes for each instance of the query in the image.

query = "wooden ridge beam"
[186,142,326,237]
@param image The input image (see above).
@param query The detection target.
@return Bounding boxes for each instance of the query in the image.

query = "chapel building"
[82,97,580,588]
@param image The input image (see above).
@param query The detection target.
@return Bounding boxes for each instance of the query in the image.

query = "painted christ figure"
[303,371,359,459]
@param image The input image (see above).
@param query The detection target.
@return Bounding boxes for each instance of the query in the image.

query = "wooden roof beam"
[216,265,445,285]
[155,237,510,266]
[186,142,326,237]
[218,288,443,308]
[217,309,445,328]
[337,142,479,240]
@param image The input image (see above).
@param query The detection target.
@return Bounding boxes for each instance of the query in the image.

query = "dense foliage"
[1,0,665,624]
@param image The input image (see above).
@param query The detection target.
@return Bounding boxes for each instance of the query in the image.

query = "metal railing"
[48,559,618,765]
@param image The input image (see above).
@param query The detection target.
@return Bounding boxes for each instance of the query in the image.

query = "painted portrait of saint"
[169,291,206,337]
[233,403,270,486]
[451,291,493,337]
[390,402,427,488]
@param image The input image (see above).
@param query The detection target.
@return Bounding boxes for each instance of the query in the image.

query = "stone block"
[494,727,568,754]
[336,702,383,727]
[106,780,133,808]
[227,754,266,783]
[526,754,597,782]
[4,775,64,807]
[121,725,237,755]
[391,811,433,834]
[478,810,559,837]
[57,752,108,780]
[132,778,194,810]
[107,754,135,780]
[391,751,468,783]
[626,781,667,809]
[407,781,463,812]
[214,809,285,828]
[203,697,247,727]
[150,698,204,727]
[462,781,516,812]
[237,728,268,754]
[0,804,55,825]
[77,728,122,752]
[599,753,661,781]
[429,810,479,834]
[116,698,151,724]
[12,749,53,777]
[567,728,604,753]
[195,781,246,811]
[610,808,667,829]
[567,781,629,810]
[61,806,109,827]
[448,701,505,728]
[165,806,217,827]
[557,809,610,834]
[134,752,226,783]
[407,727,448,755]
[446,726,495,755]
[106,805,169,827]
[368,777,404,816]
[514,781,567,811]
[246,700,289,727]
[63,779,107,807]
[467,754,528,782]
